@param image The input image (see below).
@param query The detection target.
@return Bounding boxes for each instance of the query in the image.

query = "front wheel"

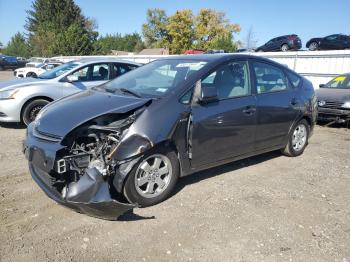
[282,119,309,157]
[22,99,50,126]
[123,149,179,207]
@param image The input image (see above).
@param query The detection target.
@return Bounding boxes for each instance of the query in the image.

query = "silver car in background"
[0,58,141,125]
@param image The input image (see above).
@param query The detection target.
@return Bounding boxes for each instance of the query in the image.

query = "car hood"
[36,90,151,138]
[316,88,350,102]
[0,78,46,91]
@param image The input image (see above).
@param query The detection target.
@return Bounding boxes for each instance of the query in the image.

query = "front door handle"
[242,106,256,115]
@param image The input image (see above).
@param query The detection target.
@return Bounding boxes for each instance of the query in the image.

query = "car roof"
[156,53,277,64]
[74,57,142,65]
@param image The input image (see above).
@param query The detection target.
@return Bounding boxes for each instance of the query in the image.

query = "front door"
[190,60,257,168]
[62,63,111,97]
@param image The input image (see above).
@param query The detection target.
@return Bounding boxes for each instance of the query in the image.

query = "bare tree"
[244,26,258,50]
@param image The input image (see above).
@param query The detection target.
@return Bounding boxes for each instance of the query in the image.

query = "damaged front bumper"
[23,124,136,220]
[317,107,350,123]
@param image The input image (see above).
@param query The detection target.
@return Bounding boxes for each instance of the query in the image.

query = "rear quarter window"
[286,71,301,88]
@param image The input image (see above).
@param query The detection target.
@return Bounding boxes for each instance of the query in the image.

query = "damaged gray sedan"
[23,54,317,220]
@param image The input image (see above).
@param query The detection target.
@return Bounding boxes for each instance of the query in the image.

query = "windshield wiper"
[118,88,141,98]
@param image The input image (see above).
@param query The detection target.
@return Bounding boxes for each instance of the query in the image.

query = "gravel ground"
[0,71,350,262]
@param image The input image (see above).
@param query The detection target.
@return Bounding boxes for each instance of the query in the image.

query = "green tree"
[194,9,240,51]
[166,10,194,54]
[50,23,96,55]
[2,32,30,57]
[26,0,97,56]
[93,33,144,55]
[142,8,169,48]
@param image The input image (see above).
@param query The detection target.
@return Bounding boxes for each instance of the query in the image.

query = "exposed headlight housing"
[342,101,350,109]
[0,89,19,100]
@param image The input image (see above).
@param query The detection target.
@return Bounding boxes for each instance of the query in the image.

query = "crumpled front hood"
[36,90,151,138]
[0,78,45,91]
[316,88,350,102]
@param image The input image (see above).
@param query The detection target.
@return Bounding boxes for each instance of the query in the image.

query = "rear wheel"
[281,44,289,52]
[282,119,309,157]
[309,42,319,51]
[26,72,37,78]
[123,149,179,207]
[22,99,50,126]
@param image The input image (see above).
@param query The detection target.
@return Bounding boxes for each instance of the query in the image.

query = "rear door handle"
[290,98,298,106]
[242,106,256,115]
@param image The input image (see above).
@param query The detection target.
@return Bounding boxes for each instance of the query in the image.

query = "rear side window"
[286,71,301,88]
[253,62,288,94]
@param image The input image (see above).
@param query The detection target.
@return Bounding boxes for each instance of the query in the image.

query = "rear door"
[190,59,257,168]
[252,60,300,150]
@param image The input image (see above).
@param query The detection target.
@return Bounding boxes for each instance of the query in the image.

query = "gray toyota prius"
[23,54,317,220]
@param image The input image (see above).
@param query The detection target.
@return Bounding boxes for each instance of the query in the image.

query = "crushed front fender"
[29,163,136,220]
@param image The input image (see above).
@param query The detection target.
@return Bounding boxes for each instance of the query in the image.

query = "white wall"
[52,50,350,89]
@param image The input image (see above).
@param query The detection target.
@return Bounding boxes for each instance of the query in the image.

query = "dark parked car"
[23,54,317,220]
[255,35,302,52]
[316,74,350,123]
[0,55,26,70]
[306,34,350,51]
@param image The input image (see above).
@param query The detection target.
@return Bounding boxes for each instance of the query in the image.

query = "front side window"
[102,59,207,98]
[253,62,288,94]
[38,62,81,79]
[201,60,250,99]
[70,63,110,82]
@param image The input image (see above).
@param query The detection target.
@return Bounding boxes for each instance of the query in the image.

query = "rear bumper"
[23,124,135,220]
[317,107,350,122]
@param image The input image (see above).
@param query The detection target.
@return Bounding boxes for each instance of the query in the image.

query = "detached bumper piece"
[29,163,135,220]
[318,107,350,123]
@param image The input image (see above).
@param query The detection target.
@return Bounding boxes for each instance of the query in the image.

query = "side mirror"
[66,75,79,83]
[319,84,325,88]
[199,85,218,104]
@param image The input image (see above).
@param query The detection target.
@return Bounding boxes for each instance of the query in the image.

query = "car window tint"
[286,71,301,88]
[113,63,136,78]
[72,66,89,81]
[326,75,350,89]
[253,62,288,94]
[180,89,193,104]
[92,64,109,81]
[202,60,250,99]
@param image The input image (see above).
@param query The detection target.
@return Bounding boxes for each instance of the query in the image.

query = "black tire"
[281,44,289,52]
[22,99,49,126]
[26,72,37,78]
[308,42,319,51]
[123,149,179,207]
[282,119,310,157]
[0,66,3,71]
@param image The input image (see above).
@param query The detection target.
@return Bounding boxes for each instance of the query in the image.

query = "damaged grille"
[319,100,344,109]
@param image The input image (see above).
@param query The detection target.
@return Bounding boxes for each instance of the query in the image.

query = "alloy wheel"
[292,124,307,151]
[134,154,172,198]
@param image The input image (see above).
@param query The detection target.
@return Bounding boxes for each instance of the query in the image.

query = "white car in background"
[14,62,63,78]
[26,57,49,68]
[0,58,141,125]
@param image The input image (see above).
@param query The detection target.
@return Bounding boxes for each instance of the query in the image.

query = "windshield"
[102,59,207,97]
[38,62,81,79]
[324,75,350,89]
